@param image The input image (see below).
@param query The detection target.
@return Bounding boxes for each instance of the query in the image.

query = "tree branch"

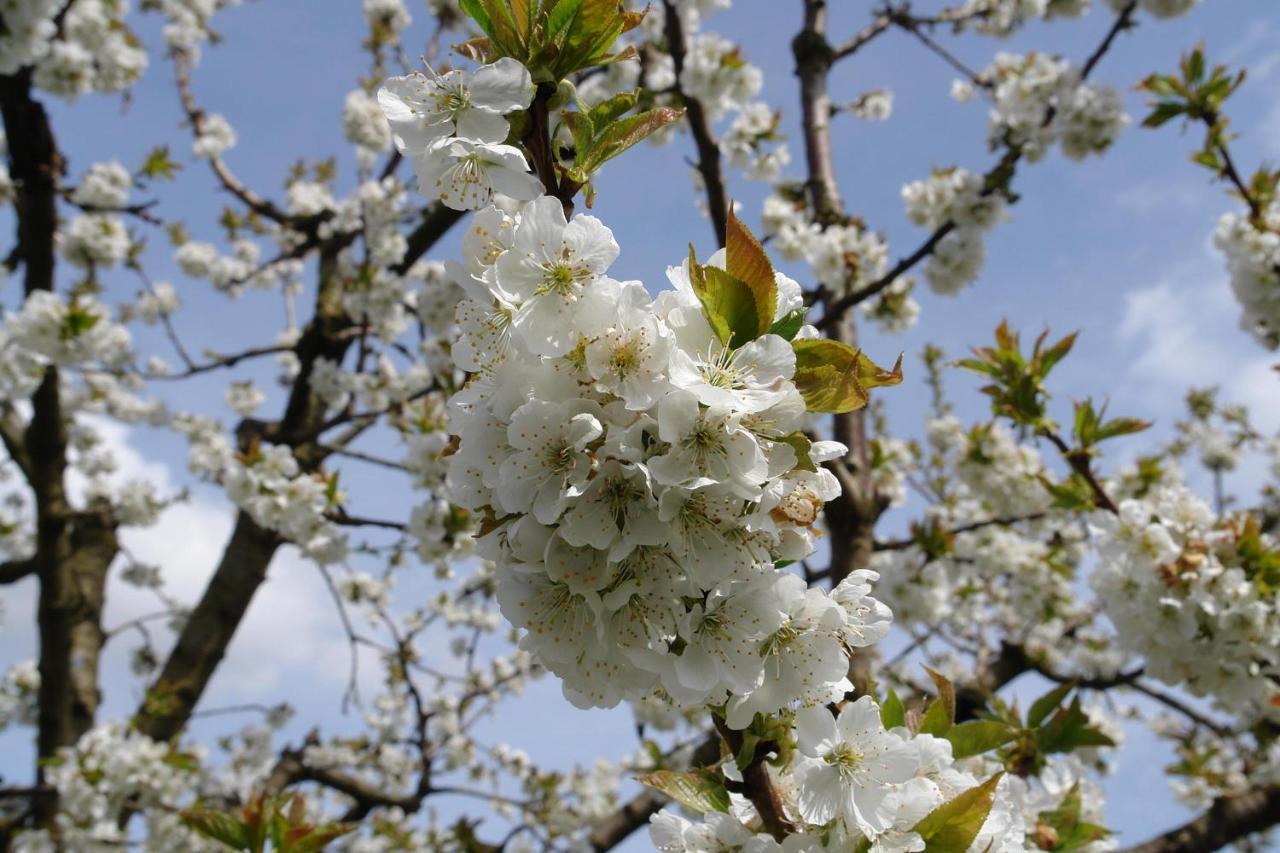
[172,51,294,226]
[1118,784,1280,853]
[0,558,35,585]
[663,0,730,247]
[818,0,1140,327]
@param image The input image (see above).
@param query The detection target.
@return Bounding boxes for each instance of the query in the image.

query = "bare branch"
[663,0,730,247]
[874,512,1048,550]
[832,12,892,61]
[819,0,1140,327]
[1118,784,1280,853]
[172,51,295,226]
[0,558,35,585]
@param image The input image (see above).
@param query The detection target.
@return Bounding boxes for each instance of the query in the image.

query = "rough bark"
[135,206,462,744]
[1119,784,1280,853]
[133,243,351,742]
[0,71,123,833]
[132,511,281,743]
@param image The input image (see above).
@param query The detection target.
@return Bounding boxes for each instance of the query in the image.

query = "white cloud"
[2,419,360,723]
[1117,274,1279,428]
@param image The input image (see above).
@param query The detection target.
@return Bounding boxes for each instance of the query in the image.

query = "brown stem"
[522,83,573,218]
[713,718,795,841]
[873,512,1048,551]
[1118,785,1280,853]
[1039,429,1119,515]
[663,0,729,247]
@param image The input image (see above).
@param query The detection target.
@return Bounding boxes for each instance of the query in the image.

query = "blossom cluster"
[178,416,349,563]
[902,167,1008,296]
[16,723,217,852]
[866,417,1119,677]
[444,196,892,720]
[0,659,39,732]
[651,697,1112,852]
[0,0,147,98]
[1090,483,1280,720]
[1213,200,1280,349]
[156,0,243,64]
[379,58,543,210]
[949,0,1198,38]
[1,291,132,397]
[983,52,1127,162]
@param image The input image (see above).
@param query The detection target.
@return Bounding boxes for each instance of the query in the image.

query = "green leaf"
[734,732,760,771]
[945,720,1017,759]
[587,88,638,127]
[880,689,906,730]
[768,307,806,341]
[918,697,952,737]
[924,667,956,723]
[911,773,1003,852]
[792,339,903,414]
[1141,101,1186,128]
[1095,416,1151,442]
[1036,784,1112,851]
[553,0,627,77]
[725,208,776,339]
[688,245,760,350]
[1027,682,1074,728]
[458,0,493,38]
[576,106,685,174]
[635,768,731,814]
[545,0,585,42]
[1035,696,1116,755]
[776,432,817,473]
[181,808,252,851]
[138,145,181,181]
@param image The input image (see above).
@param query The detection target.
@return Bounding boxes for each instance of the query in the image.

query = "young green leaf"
[688,245,761,349]
[635,768,731,814]
[776,432,817,473]
[945,720,1017,759]
[910,773,1003,852]
[918,696,952,737]
[1027,682,1075,729]
[880,688,906,730]
[181,808,253,851]
[768,307,807,341]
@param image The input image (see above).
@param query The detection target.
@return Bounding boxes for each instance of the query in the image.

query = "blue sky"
[3,0,1280,848]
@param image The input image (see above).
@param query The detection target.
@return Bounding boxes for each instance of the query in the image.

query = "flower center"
[537,262,588,298]
[608,336,645,378]
[698,344,744,389]
[541,439,576,474]
[434,84,471,118]
[825,743,865,774]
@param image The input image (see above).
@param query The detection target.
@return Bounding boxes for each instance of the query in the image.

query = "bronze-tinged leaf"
[621,5,649,31]
[453,36,494,63]
[635,769,731,814]
[923,665,956,723]
[911,773,1004,852]
[180,808,252,850]
[791,339,901,414]
[577,106,685,173]
[725,208,777,338]
[694,266,761,350]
